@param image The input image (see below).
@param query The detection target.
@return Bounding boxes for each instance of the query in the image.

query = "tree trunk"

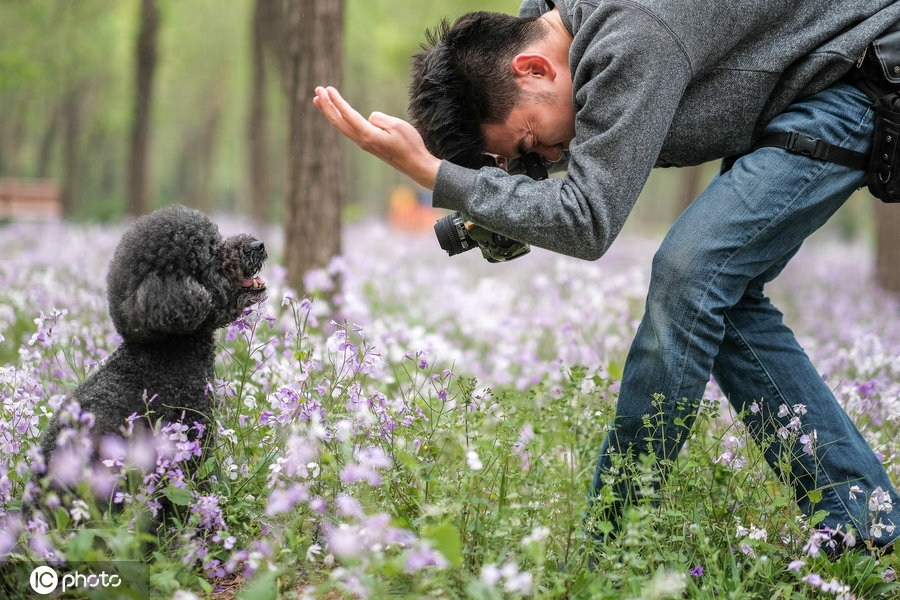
[875,201,900,293]
[247,0,280,225]
[676,165,704,216]
[282,0,345,296]
[127,0,159,216]
[0,95,28,176]
[59,90,84,216]
[175,87,222,213]
[35,104,61,178]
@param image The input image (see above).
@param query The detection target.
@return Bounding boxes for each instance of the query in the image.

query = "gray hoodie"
[431,0,900,260]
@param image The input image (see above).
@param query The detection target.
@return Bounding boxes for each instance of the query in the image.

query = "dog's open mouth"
[242,275,266,290]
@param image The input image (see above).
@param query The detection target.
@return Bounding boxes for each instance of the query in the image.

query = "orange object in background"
[388,184,443,231]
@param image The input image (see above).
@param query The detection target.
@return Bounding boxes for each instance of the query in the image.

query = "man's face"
[482,91,576,164]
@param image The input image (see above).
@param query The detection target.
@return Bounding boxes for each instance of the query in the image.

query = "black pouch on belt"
[868,94,900,202]
[857,21,900,202]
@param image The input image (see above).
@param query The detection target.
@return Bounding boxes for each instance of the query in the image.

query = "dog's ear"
[118,272,213,339]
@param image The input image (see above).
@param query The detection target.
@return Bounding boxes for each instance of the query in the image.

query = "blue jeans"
[591,82,899,549]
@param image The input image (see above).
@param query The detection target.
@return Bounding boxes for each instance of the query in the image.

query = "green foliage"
[0,0,520,219]
[4,287,900,598]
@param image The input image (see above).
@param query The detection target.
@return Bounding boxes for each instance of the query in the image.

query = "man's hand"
[313,86,443,189]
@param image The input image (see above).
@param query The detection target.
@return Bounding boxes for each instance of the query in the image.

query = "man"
[314,0,900,553]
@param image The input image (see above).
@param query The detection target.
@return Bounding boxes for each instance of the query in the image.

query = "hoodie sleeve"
[518,0,553,18]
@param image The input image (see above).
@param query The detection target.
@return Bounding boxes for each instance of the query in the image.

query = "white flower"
[521,525,550,547]
[69,500,91,523]
[800,430,817,456]
[503,571,533,595]
[643,568,687,599]
[481,563,501,586]
[871,519,896,539]
[748,525,768,541]
[466,450,483,471]
[306,543,323,563]
[849,485,864,500]
[821,579,849,594]
[869,486,893,514]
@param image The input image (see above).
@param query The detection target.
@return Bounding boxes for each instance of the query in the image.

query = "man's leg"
[713,267,896,548]
[590,82,898,548]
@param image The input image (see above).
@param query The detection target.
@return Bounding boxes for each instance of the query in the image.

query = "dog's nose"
[249,240,265,254]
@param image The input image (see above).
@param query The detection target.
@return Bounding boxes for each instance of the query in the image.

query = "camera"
[433,152,547,263]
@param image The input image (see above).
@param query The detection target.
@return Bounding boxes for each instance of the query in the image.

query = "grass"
[1,217,899,599]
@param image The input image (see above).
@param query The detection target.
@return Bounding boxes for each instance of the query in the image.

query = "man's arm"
[312,86,442,189]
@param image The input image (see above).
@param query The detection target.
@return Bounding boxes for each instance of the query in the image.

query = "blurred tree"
[173,81,223,213]
[676,165,703,215]
[282,0,345,295]
[128,0,159,216]
[0,1,126,216]
[875,201,900,293]
[59,87,86,215]
[247,0,284,225]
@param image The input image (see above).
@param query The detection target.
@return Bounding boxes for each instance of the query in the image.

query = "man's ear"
[511,53,557,87]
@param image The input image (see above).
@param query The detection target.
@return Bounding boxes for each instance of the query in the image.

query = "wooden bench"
[0,178,62,220]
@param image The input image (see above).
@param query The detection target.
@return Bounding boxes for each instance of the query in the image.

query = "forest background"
[0,0,898,294]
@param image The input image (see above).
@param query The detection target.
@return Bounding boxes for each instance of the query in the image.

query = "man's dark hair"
[408,12,546,168]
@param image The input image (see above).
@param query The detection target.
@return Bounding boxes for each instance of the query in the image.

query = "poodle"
[37,204,267,495]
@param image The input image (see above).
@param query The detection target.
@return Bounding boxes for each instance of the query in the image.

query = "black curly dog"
[38,204,267,491]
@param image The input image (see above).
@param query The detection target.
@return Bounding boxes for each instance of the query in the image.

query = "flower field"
[1,215,900,599]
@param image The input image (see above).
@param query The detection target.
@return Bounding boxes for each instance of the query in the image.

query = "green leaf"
[164,485,193,506]
[423,522,463,567]
[197,456,216,479]
[149,569,180,594]
[66,528,98,559]
[238,568,281,600]
[608,361,624,381]
[54,506,71,529]
[808,509,829,527]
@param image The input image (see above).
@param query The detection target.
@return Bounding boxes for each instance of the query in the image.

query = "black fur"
[38,205,267,484]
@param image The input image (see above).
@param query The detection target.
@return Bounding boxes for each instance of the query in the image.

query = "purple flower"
[336,494,365,520]
[340,463,381,486]
[191,493,225,531]
[858,379,878,396]
[0,515,23,555]
[787,559,805,573]
[265,483,309,517]
[355,445,391,470]
[326,523,361,559]
[690,564,704,578]
[802,573,823,588]
[405,546,448,572]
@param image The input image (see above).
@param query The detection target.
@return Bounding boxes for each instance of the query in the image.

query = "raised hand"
[313,86,443,189]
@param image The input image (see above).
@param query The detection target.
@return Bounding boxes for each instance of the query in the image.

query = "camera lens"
[434,212,477,256]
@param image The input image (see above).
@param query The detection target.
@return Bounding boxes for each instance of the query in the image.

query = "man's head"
[409,11,574,169]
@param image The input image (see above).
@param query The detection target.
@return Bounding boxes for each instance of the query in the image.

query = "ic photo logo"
[29,565,122,595]
[29,566,58,594]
